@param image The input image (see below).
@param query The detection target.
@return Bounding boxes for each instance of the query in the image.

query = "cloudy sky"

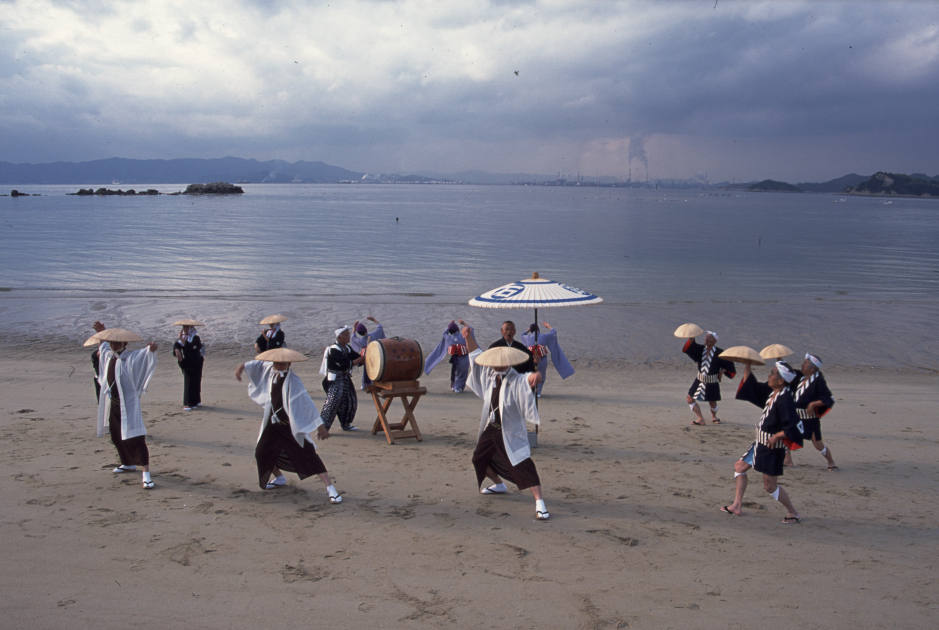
[2,0,937,182]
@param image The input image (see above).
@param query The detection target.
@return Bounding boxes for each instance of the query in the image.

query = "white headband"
[805,353,823,370]
[776,361,796,383]
[706,331,718,341]
[334,326,351,338]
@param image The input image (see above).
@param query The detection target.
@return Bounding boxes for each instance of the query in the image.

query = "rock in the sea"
[183,182,244,195]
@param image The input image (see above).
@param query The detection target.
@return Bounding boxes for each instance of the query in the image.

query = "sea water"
[1,184,937,370]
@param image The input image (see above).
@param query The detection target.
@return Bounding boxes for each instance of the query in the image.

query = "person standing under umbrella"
[92,321,159,490]
[350,316,385,390]
[235,348,342,503]
[520,322,574,397]
[318,326,366,431]
[461,324,549,520]
[173,320,205,410]
[486,320,536,374]
[424,320,470,393]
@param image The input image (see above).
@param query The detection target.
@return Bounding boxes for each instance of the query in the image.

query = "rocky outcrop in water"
[182,182,244,194]
[843,172,939,197]
[68,188,160,196]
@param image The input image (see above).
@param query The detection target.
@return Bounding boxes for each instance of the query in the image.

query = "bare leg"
[317,472,332,487]
[724,460,750,515]
[813,436,836,468]
[784,447,794,467]
[272,466,283,477]
[687,395,706,425]
[764,475,799,520]
[709,401,720,423]
[529,485,543,501]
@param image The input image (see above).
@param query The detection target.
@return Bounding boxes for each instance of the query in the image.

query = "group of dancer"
[86,316,573,521]
[681,330,838,524]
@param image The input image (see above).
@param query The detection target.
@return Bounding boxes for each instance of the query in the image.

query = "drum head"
[365,340,385,381]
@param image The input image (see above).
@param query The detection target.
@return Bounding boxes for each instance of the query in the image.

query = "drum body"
[366,338,424,382]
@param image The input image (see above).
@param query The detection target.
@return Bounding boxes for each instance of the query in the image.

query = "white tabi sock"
[273,475,286,484]
[142,471,152,483]
[535,499,546,512]
[326,484,338,497]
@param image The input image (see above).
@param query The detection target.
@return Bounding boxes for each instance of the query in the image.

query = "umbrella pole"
[533,307,539,436]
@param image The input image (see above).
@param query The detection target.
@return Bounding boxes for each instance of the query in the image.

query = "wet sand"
[2,341,937,629]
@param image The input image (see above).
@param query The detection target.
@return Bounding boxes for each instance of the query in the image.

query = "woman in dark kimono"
[173,320,205,410]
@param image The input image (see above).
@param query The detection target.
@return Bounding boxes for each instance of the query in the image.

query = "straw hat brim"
[719,346,765,366]
[255,348,308,363]
[82,333,102,347]
[259,315,288,325]
[173,319,205,327]
[94,328,144,343]
[673,323,704,338]
[760,344,794,360]
[475,346,529,368]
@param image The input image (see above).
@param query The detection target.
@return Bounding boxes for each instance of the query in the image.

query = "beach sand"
[2,342,937,629]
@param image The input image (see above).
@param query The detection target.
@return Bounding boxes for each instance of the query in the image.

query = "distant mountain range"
[2,157,937,191]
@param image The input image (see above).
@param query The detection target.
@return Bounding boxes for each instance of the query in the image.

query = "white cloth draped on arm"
[242,360,324,447]
[466,348,539,466]
[95,341,158,440]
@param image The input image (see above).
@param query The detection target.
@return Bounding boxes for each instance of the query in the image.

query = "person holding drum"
[318,326,366,431]
[461,323,549,521]
[424,320,470,393]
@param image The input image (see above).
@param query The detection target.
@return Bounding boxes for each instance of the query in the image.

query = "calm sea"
[1,184,937,370]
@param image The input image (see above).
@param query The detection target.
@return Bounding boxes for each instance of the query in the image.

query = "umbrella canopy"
[82,333,102,347]
[469,272,603,309]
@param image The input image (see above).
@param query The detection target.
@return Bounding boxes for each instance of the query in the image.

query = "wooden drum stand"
[365,380,427,444]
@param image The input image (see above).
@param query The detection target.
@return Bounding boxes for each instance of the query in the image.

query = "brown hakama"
[255,373,326,489]
[107,357,149,466]
[472,424,541,490]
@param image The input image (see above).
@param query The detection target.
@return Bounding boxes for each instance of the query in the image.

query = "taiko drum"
[365,338,424,382]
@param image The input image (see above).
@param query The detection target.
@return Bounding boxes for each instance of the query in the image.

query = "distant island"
[843,172,939,197]
[747,179,802,192]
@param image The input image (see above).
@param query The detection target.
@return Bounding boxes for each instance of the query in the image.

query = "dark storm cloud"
[1,1,937,181]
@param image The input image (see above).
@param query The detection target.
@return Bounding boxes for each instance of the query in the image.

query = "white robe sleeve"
[284,372,324,446]
[243,360,273,406]
[465,349,489,399]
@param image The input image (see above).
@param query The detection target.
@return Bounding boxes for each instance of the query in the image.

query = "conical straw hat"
[255,348,308,363]
[673,323,704,338]
[719,346,765,366]
[260,314,288,325]
[82,333,102,347]
[94,328,144,343]
[173,319,205,327]
[760,344,793,360]
[475,346,529,368]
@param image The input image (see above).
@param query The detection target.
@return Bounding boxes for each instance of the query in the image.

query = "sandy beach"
[2,341,937,629]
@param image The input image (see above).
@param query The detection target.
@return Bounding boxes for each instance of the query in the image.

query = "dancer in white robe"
[92,321,158,489]
[235,348,342,503]
[461,324,549,520]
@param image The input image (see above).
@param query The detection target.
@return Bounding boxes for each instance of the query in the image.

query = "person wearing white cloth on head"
[350,316,385,390]
[235,351,342,503]
[783,353,838,471]
[461,323,549,521]
[721,359,804,523]
[92,321,159,490]
[318,326,366,431]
